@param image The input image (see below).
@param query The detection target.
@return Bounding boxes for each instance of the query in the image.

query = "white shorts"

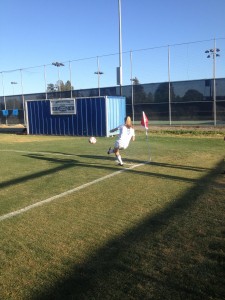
[114,140,128,150]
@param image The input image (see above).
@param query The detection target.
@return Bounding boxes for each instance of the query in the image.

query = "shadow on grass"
[1,153,207,190]
[0,153,124,190]
[0,155,78,189]
[37,151,77,157]
[33,159,225,300]
[79,154,210,172]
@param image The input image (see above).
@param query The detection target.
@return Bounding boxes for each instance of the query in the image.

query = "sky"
[1,0,225,96]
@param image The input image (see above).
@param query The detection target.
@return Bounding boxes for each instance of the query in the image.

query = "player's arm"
[110,127,118,133]
[110,124,123,133]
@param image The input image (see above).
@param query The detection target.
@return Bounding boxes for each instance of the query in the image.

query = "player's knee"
[114,148,119,155]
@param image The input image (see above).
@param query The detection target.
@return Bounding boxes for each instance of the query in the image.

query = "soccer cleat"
[107,147,111,154]
[118,162,124,166]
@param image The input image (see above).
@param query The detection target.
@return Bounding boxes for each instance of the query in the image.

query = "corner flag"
[141,111,151,162]
[141,111,149,129]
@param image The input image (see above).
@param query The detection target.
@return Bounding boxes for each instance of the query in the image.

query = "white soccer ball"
[89,136,97,144]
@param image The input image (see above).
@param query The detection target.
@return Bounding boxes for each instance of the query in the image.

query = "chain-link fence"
[0,77,225,127]
[1,38,225,127]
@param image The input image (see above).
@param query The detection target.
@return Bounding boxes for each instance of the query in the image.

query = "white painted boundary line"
[0,150,73,156]
[0,162,147,222]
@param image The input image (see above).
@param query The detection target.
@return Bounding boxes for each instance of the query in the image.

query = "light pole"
[205,40,220,126]
[1,73,7,124]
[44,65,47,100]
[118,0,123,96]
[130,78,135,124]
[52,62,64,94]
[94,57,104,96]
[11,81,18,95]
[1,73,6,110]
[19,69,26,125]
[168,45,172,126]
[10,81,18,126]
[69,61,73,98]
[130,50,135,124]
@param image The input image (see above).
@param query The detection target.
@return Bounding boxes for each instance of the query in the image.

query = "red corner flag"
[141,111,149,129]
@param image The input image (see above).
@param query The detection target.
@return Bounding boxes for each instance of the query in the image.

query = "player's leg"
[114,147,123,166]
[107,147,114,154]
[107,140,119,155]
[107,141,124,166]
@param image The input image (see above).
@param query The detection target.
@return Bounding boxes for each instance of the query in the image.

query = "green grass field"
[0,130,225,300]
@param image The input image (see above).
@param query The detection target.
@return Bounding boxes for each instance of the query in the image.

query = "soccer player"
[107,116,135,166]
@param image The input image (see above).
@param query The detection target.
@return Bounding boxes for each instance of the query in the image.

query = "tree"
[132,77,140,85]
[183,89,204,102]
[64,80,74,91]
[154,82,175,102]
[47,80,74,92]
[147,92,154,102]
[132,77,147,103]
[47,83,56,92]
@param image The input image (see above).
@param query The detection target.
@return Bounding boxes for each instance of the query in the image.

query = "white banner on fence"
[50,98,76,115]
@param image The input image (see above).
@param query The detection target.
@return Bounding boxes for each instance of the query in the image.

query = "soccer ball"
[89,136,97,144]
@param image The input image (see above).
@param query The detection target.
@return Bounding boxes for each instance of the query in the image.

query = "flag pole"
[141,111,151,162]
[145,127,151,162]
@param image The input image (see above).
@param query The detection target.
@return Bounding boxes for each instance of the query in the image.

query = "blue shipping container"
[26,96,126,137]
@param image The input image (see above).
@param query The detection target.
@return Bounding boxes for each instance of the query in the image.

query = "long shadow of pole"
[33,159,225,300]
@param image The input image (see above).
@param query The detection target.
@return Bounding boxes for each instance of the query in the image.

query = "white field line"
[0,162,146,222]
[0,150,73,156]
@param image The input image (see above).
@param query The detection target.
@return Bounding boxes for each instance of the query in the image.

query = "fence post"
[168,45,172,125]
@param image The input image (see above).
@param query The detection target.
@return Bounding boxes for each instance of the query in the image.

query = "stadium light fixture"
[94,71,104,97]
[52,62,64,67]
[52,62,64,94]
[205,40,221,126]
[94,57,104,96]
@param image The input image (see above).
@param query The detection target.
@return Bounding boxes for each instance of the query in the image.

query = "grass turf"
[0,131,224,299]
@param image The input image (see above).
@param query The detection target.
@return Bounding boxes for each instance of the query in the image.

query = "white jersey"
[114,125,135,149]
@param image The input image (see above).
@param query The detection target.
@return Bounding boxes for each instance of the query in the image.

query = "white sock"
[117,155,123,165]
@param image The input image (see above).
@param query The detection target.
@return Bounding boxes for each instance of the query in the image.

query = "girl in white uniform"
[107,116,135,166]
